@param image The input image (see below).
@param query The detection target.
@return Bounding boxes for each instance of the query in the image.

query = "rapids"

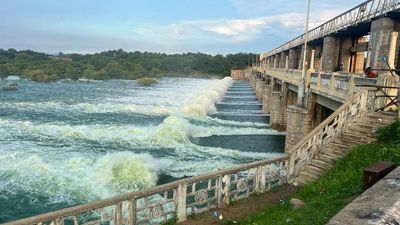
[0,77,284,222]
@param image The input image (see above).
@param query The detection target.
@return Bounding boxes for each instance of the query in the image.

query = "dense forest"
[0,49,253,82]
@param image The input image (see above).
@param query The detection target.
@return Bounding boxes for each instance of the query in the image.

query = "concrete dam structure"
[3,0,400,225]
[193,81,285,153]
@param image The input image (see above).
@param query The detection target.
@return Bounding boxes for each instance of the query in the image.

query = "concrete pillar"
[285,56,289,70]
[339,37,353,72]
[270,82,288,131]
[269,57,274,68]
[388,32,399,69]
[285,93,317,150]
[288,49,299,70]
[262,78,274,113]
[258,78,266,103]
[276,54,281,68]
[314,45,323,72]
[368,17,396,70]
[354,37,367,74]
[322,36,339,72]
[299,45,311,70]
[285,107,308,151]
[309,50,315,71]
[273,56,278,68]
[279,52,287,68]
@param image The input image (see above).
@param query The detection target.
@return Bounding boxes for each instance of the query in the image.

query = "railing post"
[287,153,296,183]
[330,74,336,96]
[128,199,136,225]
[349,74,355,98]
[114,202,123,225]
[255,166,265,194]
[317,72,322,92]
[176,183,187,222]
[218,174,231,207]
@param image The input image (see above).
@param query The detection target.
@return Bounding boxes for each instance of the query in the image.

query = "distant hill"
[0,49,253,82]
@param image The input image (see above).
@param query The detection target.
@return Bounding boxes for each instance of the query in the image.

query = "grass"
[136,77,158,86]
[239,120,400,225]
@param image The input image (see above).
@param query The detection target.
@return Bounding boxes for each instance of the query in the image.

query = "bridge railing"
[264,0,400,58]
[253,66,379,101]
[287,88,374,179]
[2,156,289,225]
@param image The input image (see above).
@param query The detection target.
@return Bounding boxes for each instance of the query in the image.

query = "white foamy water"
[0,77,284,221]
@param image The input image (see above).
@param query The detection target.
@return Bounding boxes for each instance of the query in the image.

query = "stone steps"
[293,111,396,186]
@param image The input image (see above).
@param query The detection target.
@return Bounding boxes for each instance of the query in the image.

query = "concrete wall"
[231,70,247,80]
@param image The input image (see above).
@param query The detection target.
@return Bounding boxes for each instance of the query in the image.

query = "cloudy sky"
[0,0,362,54]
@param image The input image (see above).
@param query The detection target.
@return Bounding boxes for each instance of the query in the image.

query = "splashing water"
[0,77,284,222]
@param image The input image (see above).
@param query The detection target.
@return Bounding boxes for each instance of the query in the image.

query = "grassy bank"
[238,120,400,225]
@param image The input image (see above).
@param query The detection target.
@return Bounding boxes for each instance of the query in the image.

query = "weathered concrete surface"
[328,167,400,225]
[231,70,247,80]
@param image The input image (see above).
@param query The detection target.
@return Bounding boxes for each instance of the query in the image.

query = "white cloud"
[133,14,304,45]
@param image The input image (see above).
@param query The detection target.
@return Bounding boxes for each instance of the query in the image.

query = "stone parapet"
[328,167,400,225]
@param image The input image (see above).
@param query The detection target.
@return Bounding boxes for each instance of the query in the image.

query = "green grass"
[240,120,400,225]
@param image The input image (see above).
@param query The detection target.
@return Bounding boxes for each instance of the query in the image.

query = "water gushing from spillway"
[0,77,284,222]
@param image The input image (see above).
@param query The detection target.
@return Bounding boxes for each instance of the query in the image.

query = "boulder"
[290,198,306,209]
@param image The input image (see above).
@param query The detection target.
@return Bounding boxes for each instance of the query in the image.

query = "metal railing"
[263,0,400,58]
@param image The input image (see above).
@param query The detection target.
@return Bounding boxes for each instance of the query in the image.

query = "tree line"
[0,49,253,82]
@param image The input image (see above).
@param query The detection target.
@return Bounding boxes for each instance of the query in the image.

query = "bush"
[136,77,158,86]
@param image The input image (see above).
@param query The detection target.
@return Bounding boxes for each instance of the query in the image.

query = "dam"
[2,0,400,224]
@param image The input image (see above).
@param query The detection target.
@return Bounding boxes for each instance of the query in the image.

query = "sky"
[0,0,363,55]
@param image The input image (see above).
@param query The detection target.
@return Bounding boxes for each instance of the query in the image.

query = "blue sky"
[0,0,362,54]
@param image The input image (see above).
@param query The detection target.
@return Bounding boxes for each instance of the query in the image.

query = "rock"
[290,198,306,209]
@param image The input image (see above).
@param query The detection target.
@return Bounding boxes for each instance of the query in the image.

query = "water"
[0,77,285,222]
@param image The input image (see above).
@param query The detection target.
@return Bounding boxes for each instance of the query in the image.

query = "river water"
[0,77,284,222]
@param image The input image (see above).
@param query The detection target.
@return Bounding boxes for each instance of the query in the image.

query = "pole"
[297,0,311,107]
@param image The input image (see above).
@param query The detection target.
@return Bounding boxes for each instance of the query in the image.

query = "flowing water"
[0,77,285,222]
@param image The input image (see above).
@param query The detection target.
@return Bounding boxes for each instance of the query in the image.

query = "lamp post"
[297,0,311,107]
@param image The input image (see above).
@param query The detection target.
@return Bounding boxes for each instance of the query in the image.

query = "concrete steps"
[294,111,397,186]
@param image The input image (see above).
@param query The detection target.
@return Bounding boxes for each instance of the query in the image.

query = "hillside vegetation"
[0,49,252,82]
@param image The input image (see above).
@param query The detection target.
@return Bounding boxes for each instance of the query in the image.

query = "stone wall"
[270,91,287,131]
[285,93,317,150]
[262,83,272,113]
[231,70,246,80]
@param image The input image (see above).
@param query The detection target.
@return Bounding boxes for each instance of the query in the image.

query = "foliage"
[377,119,400,144]
[0,49,252,81]
[240,121,400,225]
[136,77,158,86]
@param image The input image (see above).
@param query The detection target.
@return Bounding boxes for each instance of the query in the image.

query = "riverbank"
[181,120,400,225]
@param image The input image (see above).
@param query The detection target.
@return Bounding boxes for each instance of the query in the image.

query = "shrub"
[136,77,158,86]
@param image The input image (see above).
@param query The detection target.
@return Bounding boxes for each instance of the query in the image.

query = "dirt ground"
[179,185,298,225]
